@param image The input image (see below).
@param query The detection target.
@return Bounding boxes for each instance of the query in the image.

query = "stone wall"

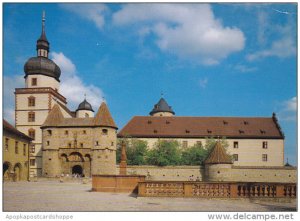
[117,165,204,181]
[117,165,297,183]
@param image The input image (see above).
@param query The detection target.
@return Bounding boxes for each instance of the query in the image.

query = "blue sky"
[3,3,297,164]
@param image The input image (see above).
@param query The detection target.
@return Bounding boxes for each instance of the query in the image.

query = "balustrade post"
[138,182,146,197]
[184,182,193,197]
[276,185,285,197]
[230,183,238,198]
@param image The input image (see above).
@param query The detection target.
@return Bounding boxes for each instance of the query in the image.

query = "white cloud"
[3,75,24,125]
[234,64,257,73]
[60,4,108,29]
[51,52,104,111]
[199,78,208,89]
[247,37,296,61]
[247,15,296,61]
[112,4,245,65]
[277,97,297,121]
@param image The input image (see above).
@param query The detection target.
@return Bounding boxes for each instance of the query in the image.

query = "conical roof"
[149,98,175,116]
[76,99,94,112]
[204,142,232,164]
[94,102,117,129]
[42,104,64,127]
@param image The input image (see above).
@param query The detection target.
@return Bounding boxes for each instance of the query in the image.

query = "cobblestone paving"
[3,180,296,212]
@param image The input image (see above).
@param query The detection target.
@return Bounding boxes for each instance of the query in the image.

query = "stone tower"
[15,11,66,177]
[149,97,175,117]
[204,141,233,182]
[92,102,118,175]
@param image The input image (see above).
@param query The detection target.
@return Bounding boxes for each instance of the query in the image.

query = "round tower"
[76,98,94,118]
[92,102,118,175]
[149,97,175,117]
[204,141,233,182]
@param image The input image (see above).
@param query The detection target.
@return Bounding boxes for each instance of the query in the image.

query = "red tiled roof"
[118,116,284,139]
[3,119,32,141]
[204,142,232,164]
[41,102,117,129]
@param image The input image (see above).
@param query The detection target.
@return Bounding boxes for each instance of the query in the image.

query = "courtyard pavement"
[3,180,297,212]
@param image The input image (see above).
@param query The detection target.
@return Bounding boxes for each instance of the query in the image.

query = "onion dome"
[150,97,175,116]
[76,99,94,112]
[24,11,61,82]
[24,57,61,81]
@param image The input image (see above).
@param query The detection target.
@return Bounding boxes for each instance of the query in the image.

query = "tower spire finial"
[42,10,45,34]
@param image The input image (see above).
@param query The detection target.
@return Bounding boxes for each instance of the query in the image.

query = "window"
[65,130,69,135]
[15,141,19,154]
[262,141,268,149]
[28,112,35,122]
[47,130,52,135]
[30,144,35,153]
[23,144,26,156]
[83,130,86,134]
[102,129,108,135]
[30,159,35,166]
[31,78,37,86]
[5,138,9,151]
[28,129,35,140]
[68,143,71,148]
[111,142,114,146]
[47,141,50,146]
[80,143,83,148]
[233,141,239,148]
[95,141,99,146]
[233,154,238,161]
[182,141,188,148]
[262,154,268,162]
[28,96,35,107]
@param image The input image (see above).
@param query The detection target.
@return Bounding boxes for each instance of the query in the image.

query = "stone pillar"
[119,141,127,175]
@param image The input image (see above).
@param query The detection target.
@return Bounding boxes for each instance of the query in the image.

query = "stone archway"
[72,165,83,176]
[3,162,11,181]
[13,163,22,182]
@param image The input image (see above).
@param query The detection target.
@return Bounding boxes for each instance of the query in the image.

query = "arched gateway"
[72,165,83,176]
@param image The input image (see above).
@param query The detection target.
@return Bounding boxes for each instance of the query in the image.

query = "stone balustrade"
[138,181,296,198]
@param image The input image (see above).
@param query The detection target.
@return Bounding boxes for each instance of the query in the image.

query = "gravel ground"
[3,180,297,212]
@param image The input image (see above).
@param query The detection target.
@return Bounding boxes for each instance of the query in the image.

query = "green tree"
[116,138,148,165]
[146,140,181,166]
[181,142,208,165]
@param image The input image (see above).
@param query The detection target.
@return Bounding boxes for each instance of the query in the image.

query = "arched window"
[28,112,35,122]
[28,96,35,107]
[28,129,35,140]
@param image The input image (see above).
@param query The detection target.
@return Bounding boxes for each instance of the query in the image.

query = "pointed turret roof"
[149,97,175,116]
[204,142,232,164]
[42,104,64,127]
[94,102,117,129]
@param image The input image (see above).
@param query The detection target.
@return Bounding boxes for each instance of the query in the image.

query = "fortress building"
[118,97,285,167]
[14,12,118,178]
